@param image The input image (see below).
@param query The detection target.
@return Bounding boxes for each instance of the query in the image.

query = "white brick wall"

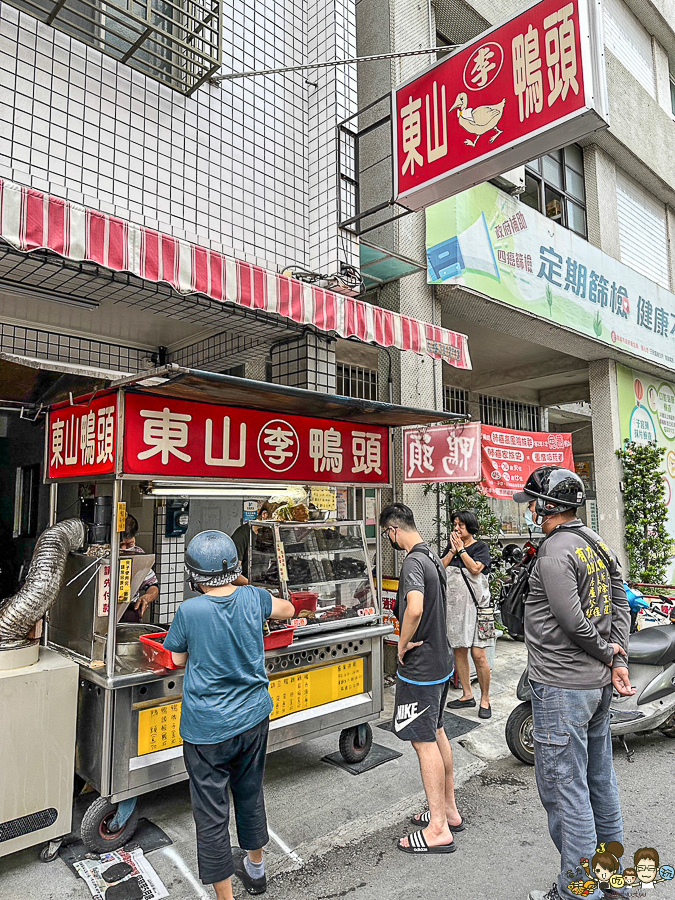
[0,0,356,276]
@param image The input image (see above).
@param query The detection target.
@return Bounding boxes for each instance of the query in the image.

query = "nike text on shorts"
[392,677,450,742]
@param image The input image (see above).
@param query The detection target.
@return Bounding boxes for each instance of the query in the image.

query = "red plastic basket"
[290,591,318,616]
[264,625,296,650]
[139,630,182,669]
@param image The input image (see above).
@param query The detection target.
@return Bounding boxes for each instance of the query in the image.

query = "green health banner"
[426,183,675,370]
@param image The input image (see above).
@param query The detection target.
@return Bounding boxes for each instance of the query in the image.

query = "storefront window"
[489,497,542,537]
[521,145,587,238]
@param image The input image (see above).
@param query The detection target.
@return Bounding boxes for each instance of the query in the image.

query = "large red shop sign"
[393,0,607,210]
[47,392,389,484]
[47,393,118,479]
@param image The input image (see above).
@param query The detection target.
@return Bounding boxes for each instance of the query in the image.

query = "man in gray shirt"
[514,466,634,900]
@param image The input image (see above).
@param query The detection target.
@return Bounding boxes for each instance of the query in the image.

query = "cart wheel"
[505,702,535,765]
[80,797,139,854]
[339,724,373,763]
[659,713,675,738]
[39,839,62,863]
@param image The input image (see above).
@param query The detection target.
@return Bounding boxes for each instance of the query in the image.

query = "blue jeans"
[530,681,623,900]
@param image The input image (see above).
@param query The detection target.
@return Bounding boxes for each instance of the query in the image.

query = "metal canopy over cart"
[41,366,445,852]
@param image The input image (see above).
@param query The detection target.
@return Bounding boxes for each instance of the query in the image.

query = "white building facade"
[356,0,675,568]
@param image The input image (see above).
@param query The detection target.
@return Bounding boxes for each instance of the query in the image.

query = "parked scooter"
[505,587,675,764]
[496,541,539,642]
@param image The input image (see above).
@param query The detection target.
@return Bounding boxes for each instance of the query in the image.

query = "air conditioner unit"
[492,166,526,195]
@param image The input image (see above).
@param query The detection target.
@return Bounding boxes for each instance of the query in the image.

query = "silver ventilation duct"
[0,518,86,643]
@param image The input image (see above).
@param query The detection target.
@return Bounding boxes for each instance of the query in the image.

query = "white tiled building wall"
[152,503,186,626]
[307,0,358,274]
[0,0,357,276]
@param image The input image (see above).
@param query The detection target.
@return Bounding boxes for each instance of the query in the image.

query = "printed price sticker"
[276,543,288,582]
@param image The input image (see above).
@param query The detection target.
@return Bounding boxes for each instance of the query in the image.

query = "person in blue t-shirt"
[164,530,293,900]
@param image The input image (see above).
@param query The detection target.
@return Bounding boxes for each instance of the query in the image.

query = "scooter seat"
[628,625,675,666]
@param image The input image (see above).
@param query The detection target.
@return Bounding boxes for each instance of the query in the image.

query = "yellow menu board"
[137,701,183,756]
[269,658,364,721]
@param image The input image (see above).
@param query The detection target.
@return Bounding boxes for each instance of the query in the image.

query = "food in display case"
[248,521,378,634]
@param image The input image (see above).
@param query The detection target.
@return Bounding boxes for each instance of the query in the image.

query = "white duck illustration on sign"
[450,92,506,147]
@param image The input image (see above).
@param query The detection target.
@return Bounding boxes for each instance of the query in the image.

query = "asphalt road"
[269,730,675,900]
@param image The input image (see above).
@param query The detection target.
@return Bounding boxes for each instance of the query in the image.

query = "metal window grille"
[5,0,222,95]
[443,386,469,417]
[479,395,541,431]
[336,363,378,400]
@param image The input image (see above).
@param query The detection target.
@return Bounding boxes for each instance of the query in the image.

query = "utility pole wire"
[210,45,459,82]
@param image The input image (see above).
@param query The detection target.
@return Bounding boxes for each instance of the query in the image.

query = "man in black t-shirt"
[380,503,463,856]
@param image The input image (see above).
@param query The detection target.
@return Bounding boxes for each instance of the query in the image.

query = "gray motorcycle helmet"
[513,465,586,519]
[184,530,242,588]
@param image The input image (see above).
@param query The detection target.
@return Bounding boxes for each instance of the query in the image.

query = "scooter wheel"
[80,797,139,854]
[659,714,675,738]
[505,701,535,765]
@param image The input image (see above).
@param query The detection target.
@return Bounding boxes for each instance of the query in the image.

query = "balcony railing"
[7,0,221,95]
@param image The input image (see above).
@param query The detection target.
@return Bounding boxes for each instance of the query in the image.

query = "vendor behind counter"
[231,503,277,583]
[119,514,159,623]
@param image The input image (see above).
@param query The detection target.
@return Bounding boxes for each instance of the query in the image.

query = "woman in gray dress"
[442,511,493,719]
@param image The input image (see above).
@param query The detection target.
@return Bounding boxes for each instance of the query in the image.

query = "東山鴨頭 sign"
[392,0,608,211]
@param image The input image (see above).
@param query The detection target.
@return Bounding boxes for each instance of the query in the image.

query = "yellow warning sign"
[269,658,364,721]
[116,501,127,533]
[118,558,132,604]
[137,701,183,756]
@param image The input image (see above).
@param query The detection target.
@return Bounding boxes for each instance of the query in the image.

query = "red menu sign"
[481,425,573,498]
[123,392,390,484]
[393,0,607,210]
[403,423,481,483]
[46,393,117,480]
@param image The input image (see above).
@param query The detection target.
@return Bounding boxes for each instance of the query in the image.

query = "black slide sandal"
[397,830,457,854]
[409,811,465,832]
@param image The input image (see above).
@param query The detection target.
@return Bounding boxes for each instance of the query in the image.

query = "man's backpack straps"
[499,524,616,640]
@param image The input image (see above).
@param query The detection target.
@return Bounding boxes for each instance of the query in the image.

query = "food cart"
[41,366,445,854]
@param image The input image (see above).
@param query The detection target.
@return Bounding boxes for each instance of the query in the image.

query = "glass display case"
[248,521,378,635]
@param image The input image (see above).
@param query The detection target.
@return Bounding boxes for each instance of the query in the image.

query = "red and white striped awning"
[0,178,470,368]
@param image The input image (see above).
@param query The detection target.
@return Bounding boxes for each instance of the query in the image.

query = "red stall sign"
[123,392,390,484]
[393,0,608,210]
[46,393,118,480]
[403,423,481,483]
[481,425,573,498]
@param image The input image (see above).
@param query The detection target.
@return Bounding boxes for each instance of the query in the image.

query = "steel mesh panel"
[433,0,489,44]
[0,242,302,367]
[0,808,57,842]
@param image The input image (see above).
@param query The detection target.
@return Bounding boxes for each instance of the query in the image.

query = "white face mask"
[525,509,535,528]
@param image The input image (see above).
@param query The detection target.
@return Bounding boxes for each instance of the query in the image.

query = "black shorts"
[392,677,450,742]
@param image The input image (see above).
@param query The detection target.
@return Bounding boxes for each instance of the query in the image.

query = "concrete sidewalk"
[0,635,527,900]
